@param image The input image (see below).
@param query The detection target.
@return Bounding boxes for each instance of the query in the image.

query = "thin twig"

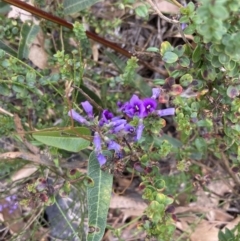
[146,0,193,48]
[221,151,240,188]
[168,0,183,8]
[72,85,103,112]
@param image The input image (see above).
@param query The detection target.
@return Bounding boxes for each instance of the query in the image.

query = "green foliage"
[219,224,240,241]
[2,0,240,241]
[87,151,113,241]
[18,22,40,59]
[63,0,102,15]
[32,127,91,152]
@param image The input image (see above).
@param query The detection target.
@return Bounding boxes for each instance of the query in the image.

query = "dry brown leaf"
[173,34,194,40]
[155,0,180,14]
[11,164,38,181]
[14,114,39,154]
[110,192,147,210]
[224,216,240,231]
[29,31,48,69]
[176,215,196,232]
[175,206,233,222]
[8,3,38,24]
[110,191,147,221]
[92,42,99,61]
[190,220,219,241]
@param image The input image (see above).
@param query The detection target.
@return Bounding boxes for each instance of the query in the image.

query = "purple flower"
[97,153,107,166]
[110,118,126,127]
[124,95,145,118]
[112,123,126,133]
[124,124,135,133]
[2,195,18,214]
[93,132,102,153]
[151,88,161,99]
[81,101,93,119]
[143,98,157,117]
[99,110,114,126]
[156,108,175,117]
[181,23,187,30]
[107,140,121,153]
[117,101,124,110]
[135,119,144,141]
[68,109,88,124]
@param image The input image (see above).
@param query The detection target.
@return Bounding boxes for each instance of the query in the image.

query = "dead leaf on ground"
[224,216,240,232]
[11,164,38,182]
[190,220,219,241]
[155,0,180,14]
[28,31,48,69]
[175,206,233,222]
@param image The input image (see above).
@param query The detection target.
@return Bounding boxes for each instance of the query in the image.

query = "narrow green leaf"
[192,44,202,63]
[146,47,159,52]
[64,0,101,15]
[18,22,40,59]
[0,41,17,57]
[87,151,113,241]
[105,51,125,73]
[32,127,91,152]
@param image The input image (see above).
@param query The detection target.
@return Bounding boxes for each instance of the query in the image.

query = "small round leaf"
[162,51,178,63]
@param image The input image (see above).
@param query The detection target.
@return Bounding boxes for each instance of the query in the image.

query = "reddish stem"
[3,0,132,58]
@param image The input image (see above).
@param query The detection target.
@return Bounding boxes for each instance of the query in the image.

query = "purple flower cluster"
[0,195,18,214]
[68,88,175,166]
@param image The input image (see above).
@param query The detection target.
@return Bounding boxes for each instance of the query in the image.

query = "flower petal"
[99,110,114,126]
[107,140,121,152]
[151,88,161,99]
[68,109,87,124]
[97,153,107,166]
[135,119,144,141]
[157,108,175,117]
[93,132,102,153]
[143,98,157,116]
[81,101,93,118]
[129,95,145,118]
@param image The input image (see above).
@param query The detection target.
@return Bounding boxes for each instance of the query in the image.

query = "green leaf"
[32,127,91,152]
[192,44,202,63]
[160,41,173,56]
[218,53,230,64]
[180,74,193,87]
[87,151,113,241]
[0,83,10,96]
[153,79,165,85]
[174,45,185,57]
[227,85,239,99]
[209,5,229,20]
[162,52,178,64]
[146,47,159,52]
[135,4,149,19]
[18,22,40,59]
[211,56,222,68]
[179,56,190,67]
[63,0,101,15]
[26,71,36,85]
[0,41,17,57]
[0,2,11,14]
[105,51,125,73]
